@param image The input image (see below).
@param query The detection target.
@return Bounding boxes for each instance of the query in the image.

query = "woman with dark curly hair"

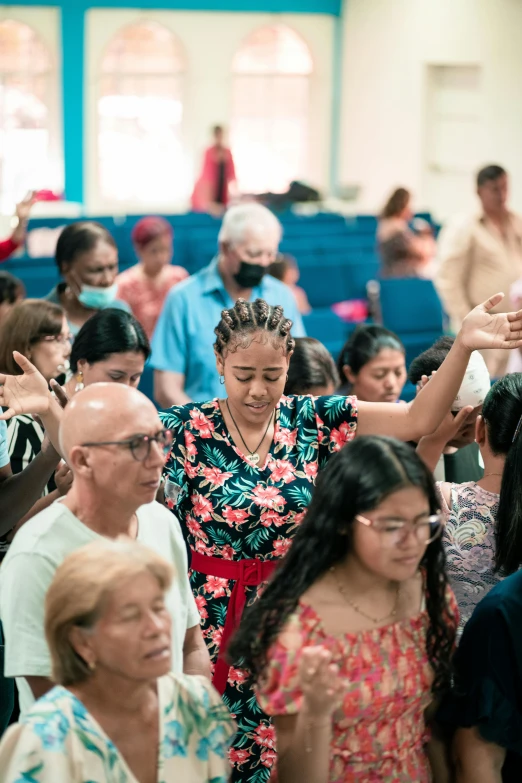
[230,436,457,782]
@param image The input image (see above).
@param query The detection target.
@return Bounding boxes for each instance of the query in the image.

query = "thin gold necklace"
[482,472,503,478]
[225,399,274,466]
[330,566,401,624]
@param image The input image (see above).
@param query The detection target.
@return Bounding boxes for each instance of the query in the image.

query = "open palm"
[0,352,50,420]
[461,293,522,351]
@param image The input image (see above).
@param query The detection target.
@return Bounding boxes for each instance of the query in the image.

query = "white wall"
[339,0,522,219]
[85,9,334,214]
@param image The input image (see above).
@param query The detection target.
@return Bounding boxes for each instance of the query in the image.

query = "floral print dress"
[160,394,358,783]
[257,593,458,782]
[0,673,235,782]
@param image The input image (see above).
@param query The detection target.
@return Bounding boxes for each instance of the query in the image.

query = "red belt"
[191,550,277,695]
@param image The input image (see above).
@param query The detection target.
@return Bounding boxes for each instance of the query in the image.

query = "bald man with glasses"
[0,378,210,718]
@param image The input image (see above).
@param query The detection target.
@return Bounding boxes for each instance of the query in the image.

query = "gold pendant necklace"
[330,566,401,624]
[225,399,274,466]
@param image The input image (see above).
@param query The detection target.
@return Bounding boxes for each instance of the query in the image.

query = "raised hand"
[14,191,36,224]
[0,352,51,420]
[54,461,73,496]
[460,293,522,351]
[49,379,70,409]
[298,645,341,718]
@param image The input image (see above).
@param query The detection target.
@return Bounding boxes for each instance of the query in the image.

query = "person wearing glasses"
[0,382,210,721]
[229,437,457,783]
[1,291,522,781]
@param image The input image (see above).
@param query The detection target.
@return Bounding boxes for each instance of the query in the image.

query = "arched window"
[98,21,186,207]
[231,25,313,194]
[0,20,60,213]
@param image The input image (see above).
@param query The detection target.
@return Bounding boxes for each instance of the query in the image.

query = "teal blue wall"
[7,0,343,203]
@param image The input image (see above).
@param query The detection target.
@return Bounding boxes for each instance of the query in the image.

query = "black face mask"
[233,261,266,289]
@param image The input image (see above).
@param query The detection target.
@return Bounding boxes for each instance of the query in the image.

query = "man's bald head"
[60,383,159,463]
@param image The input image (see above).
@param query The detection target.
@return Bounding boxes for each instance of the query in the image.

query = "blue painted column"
[329,5,345,197]
[61,3,85,204]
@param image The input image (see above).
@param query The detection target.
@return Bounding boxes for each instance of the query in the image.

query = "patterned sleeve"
[313,395,358,461]
[255,612,312,717]
[176,675,236,782]
[159,404,192,508]
[0,722,74,782]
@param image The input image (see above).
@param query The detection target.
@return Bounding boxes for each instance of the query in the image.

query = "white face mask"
[77,283,118,310]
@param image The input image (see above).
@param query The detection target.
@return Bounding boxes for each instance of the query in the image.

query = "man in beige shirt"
[436,164,522,376]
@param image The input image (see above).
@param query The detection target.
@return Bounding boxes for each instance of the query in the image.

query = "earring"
[75,371,84,392]
[88,660,96,672]
[219,375,225,385]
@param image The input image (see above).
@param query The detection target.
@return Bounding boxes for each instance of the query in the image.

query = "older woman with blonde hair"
[0,539,235,783]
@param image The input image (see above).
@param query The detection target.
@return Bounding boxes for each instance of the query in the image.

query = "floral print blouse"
[0,673,235,783]
[257,592,458,783]
[437,481,501,635]
[160,394,358,782]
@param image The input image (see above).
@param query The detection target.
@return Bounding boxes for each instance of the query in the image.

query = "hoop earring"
[75,371,84,392]
[219,375,225,385]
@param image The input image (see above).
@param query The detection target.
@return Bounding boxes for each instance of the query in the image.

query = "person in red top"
[0,193,35,262]
[191,125,237,216]
[116,217,188,340]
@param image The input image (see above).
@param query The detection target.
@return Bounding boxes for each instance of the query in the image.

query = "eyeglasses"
[81,429,173,462]
[356,512,445,546]
[40,334,74,346]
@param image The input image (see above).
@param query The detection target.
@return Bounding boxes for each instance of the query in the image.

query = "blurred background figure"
[0,539,234,782]
[268,253,311,314]
[191,125,237,216]
[46,222,129,336]
[0,193,35,263]
[116,217,188,340]
[436,164,522,376]
[378,187,435,278]
[337,324,407,402]
[284,336,339,395]
[0,272,24,325]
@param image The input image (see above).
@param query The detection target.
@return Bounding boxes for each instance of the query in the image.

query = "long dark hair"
[70,309,150,373]
[483,374,522,574]
[229,436,455,695]
[381,187,410,219]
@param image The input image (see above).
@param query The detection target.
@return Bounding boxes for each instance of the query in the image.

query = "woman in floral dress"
[0,539,234,783]
[159,292,520,783]
[419,373,522,635]
[230,437,458,782]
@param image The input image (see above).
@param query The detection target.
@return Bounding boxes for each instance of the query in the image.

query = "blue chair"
[377,278,445,366]
[302,308,354,360]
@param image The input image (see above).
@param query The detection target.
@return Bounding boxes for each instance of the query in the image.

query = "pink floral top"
[116,264,188,339]
[257,594,458,782]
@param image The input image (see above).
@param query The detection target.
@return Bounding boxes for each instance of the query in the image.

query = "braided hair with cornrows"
[214,298,294,355]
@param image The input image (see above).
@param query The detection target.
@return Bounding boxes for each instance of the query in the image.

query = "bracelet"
[305,715,332,754]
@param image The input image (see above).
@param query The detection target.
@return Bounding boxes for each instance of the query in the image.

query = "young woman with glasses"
[230,436,456,783]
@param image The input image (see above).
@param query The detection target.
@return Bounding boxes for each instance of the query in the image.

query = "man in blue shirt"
[151,203,305,406]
